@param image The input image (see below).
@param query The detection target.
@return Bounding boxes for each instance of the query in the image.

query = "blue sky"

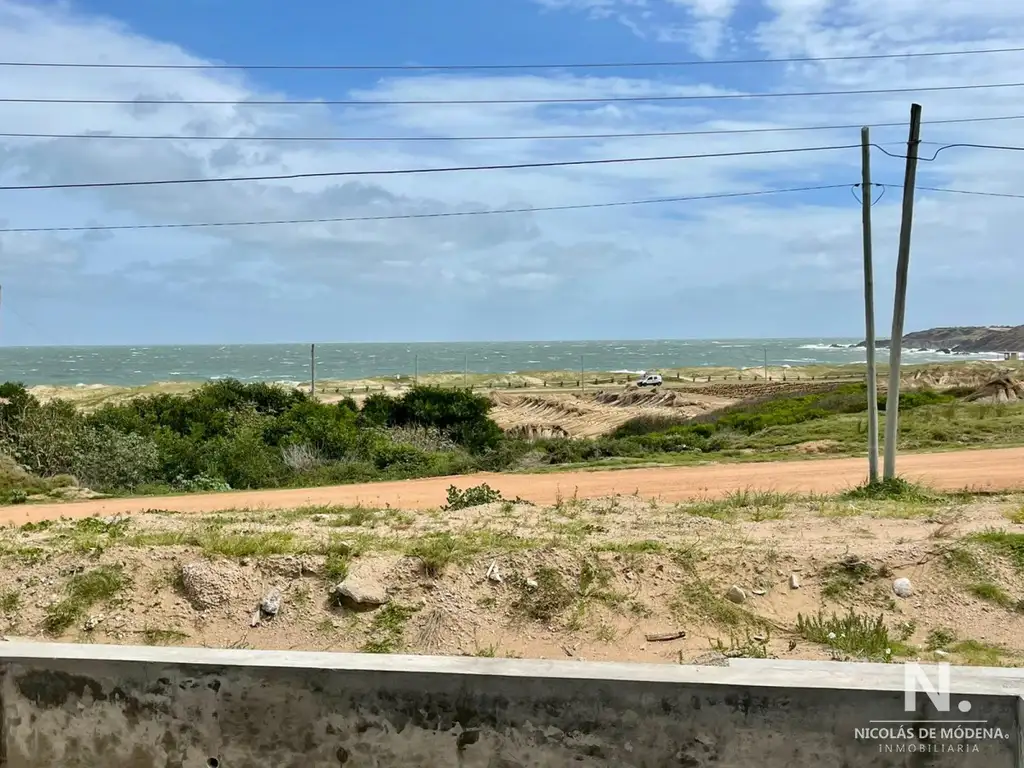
[0,0,1023,344]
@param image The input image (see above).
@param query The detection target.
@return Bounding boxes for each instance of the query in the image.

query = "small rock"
[752,588,766,596]
[934,649,949,657]
[726,585,746,604]
[249,609,261,628]
[753,634,767,643]
[789,573,801,589]
[486,561,502,583]
[83,615,103,632]
[525,577,538,589]
[892,578,913,598]
[333,576,389,610]
[260,589,282,617]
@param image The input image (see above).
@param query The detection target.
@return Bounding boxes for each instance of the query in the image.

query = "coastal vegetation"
[0,373,1022,502]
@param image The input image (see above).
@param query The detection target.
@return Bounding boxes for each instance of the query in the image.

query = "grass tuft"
[512,566,574,623]
[796,609,895,660]
[42,565,129,635]
[361,603,417,654]
[841,477,937,503]
[971,530,1024,570]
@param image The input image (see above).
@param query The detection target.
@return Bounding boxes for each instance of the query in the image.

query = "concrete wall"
[0,643,1021,767]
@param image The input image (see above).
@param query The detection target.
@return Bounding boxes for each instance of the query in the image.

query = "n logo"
[904,662,970,714]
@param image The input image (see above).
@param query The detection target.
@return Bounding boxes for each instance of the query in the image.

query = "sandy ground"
[4,446,1023,525]
[3,490,1024,667]
[487,389,737,438]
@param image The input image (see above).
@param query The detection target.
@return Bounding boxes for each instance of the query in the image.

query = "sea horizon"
[0,338,1004,388]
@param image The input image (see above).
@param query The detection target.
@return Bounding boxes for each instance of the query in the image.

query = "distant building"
[1003,351,1020,360]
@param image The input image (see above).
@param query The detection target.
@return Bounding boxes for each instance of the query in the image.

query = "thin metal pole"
[883,103,923,480]
[310,343,316,398]
[861,126,880,483]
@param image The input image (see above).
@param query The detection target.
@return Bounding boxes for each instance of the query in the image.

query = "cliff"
[857,325,1024,353]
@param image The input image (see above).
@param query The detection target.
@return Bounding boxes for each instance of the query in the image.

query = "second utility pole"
[860,127,880,483]
[883,103,923,480]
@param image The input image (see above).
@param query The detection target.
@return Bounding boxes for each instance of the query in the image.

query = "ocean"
[0,339,1002,388]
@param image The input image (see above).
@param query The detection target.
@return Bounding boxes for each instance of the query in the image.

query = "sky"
[0,0,1023,345]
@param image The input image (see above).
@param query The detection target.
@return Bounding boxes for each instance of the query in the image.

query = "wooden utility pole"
[883,103,923,480]
[310,343,316,398]
[860,126,880,483]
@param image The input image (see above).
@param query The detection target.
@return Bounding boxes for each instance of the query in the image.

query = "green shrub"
[0,379,508,495]
[72,426,161,491]
[444,483,503,510]
[3,399,83,476]
[359,386,502,454]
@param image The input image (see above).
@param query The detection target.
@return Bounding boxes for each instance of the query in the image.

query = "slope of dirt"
[4,446,1023,525]
[3,493,1024,668]
[488,389,735,438]
[967,377,1024,403]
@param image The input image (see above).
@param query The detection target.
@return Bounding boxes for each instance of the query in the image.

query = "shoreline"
[20,359,1023,407]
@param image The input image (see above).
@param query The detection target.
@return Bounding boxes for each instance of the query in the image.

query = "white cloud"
[0,0,1022,343]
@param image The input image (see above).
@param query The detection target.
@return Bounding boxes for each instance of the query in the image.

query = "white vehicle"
[636,372,663,387]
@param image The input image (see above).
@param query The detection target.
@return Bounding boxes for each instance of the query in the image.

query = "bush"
[358,386,502,454]
[0,378,511,495]
[444,483,503,510]
[174,473,231,492]
[72,426,161,491]
[3,399,83,477]
[206,416,289,489]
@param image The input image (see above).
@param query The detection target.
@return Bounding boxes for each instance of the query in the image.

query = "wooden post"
[860,126,880,483]
[883,103,923,480]
[310,343,316,398]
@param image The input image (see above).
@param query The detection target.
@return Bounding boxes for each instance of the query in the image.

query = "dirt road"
[5,446,1023,525]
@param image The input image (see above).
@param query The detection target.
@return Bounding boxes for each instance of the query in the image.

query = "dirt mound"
[490,393,588,418]
[904,363,1015,390]
[966,376,1024,403]
[505,424,572,440]
[592,389,707,408]
[488,391,736,438]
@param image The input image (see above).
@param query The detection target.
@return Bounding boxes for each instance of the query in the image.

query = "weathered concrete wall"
[0,643,1021,767]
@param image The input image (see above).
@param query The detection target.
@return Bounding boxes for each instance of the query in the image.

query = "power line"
[873,182,1024,200]
[3,46,1023,71]
[0,184,848,234]
[5,113,1024,144]
[873,141,1024,161]
[4,181,1020,235]
[915,184,1024,200]
[0,143,858,192]
[3,81,1024,106]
